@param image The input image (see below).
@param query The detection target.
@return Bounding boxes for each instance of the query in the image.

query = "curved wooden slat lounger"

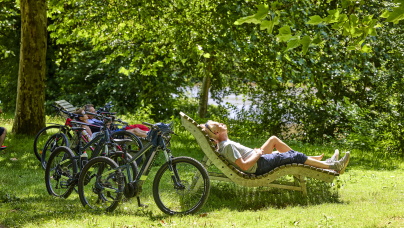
[180,112,339,195]
[55,100,78,117]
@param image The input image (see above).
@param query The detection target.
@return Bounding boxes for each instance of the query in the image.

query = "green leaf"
[380,10,391,19]
[48,24,56,31]
[119,67,130,76]
[343,96,351,105]
[311,34,322,45]
[286,36,301,51]
[300,35,311,55]
[306,15,323,25]
[349,14,359,28]
[203,53,211,58]
[234,4,269,25]
[234,16,261,25]
[255,4,270,19]
[331,22,343,30]
[324,9,341,23]
[276,26,292,42]
[361,44,372,53]
[385,6,404,24]
[260,20,275,34]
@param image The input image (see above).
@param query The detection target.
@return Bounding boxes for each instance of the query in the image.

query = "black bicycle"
[34,102,116,168]
[77,122,210,215]
[44,113,141,199]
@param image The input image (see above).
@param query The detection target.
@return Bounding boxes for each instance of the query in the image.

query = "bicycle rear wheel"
[78,156,124,212]
[41,133,69,169]
[108,151,138,182]
[153,156,210,215]
[111,131,142,155]
[45,146,78,198]
[34,125,71,162]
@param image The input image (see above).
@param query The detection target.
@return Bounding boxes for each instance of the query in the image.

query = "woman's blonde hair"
[73,108,85,120]
[201,120,219,140]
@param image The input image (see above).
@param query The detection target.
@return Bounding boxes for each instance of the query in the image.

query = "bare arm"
[234,148,263,171]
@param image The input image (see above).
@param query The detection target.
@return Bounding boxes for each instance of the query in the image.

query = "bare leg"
[304,157,330,169]
[271,150,323,160]
[126,128,148,138]
[309,154,324,161]
[261,136,292,154]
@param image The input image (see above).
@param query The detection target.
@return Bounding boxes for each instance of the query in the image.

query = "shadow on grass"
[203,179,342,212]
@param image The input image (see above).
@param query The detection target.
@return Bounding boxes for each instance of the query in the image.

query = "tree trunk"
[12,0,47,135]
[198,60,212,118]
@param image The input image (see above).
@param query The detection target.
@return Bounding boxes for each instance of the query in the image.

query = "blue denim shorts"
[0,127,4,136]
[255,150,308,175]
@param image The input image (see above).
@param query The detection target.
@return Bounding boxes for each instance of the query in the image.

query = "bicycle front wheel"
[78,156,124,212]
[153,156,210,215]
[41,133,69,169]
[45,146,78,198]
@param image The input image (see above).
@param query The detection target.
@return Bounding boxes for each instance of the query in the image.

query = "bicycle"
[38,104,141,169]
[77,122,211,214]
[45,113,142,199]
[34,102,114,165]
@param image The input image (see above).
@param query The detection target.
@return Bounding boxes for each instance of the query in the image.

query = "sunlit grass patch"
[0,114,403,227]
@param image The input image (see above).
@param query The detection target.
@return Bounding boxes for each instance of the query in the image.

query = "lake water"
[183,86,252,118]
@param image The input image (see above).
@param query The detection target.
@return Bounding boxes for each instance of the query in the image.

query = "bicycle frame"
[115,123,177,194]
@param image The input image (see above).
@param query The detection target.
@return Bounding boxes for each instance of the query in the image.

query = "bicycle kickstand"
[137,196,148,208]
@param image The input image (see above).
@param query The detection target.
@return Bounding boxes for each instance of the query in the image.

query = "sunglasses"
[205,123,215,134]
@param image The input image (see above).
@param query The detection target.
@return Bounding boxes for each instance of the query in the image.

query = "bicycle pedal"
[60,181,71,188]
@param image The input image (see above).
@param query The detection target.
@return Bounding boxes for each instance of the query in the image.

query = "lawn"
[1,114,404,227]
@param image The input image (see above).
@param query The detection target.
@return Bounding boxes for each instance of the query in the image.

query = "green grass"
[1,114,404,227]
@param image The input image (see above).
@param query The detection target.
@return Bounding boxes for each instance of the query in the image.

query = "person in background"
[83,104,149,138]
[0,127,7,150]
[73,108,93,138]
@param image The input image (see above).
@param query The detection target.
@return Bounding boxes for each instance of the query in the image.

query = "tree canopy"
[0,0,403,154]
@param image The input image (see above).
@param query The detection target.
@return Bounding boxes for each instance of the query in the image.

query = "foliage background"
[0,0,403,155]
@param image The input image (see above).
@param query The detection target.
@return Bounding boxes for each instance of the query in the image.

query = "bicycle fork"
[164,150,185,190]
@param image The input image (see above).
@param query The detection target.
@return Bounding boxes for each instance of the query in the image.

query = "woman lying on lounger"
[201,120,350,175]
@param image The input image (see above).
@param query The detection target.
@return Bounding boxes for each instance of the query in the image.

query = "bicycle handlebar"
[143,122,174,134]
[52,103,122,127]
[142,122,154,127]
[96,102,114,113]
[115,118,128,125]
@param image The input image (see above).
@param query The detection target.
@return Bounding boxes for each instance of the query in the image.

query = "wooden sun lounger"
[180,112,339,195]
[55,100,77,118]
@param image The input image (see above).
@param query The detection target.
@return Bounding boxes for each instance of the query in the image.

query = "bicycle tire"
[109,151,138,182]
[78,156,124,212]
[153,156,210,215]
[41,133,70,170]
[110,131,143,155]
[33,125,71,162]
[45,146,78,198]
